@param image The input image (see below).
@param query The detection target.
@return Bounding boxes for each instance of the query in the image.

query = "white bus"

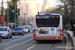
[33,13,63,42]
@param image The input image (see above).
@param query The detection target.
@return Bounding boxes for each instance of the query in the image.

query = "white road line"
[47,43,56,50]
[0,34,32,45]
[26,44,37,50]
[47,44,53,50]
[4,38,33,50]
[50,44,56,50]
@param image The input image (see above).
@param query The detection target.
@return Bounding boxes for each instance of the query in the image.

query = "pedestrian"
[65,25,68,31]
[13,24,15,29]
[16,24,18,27]
[9,24,11,29]
[73,24,75,36]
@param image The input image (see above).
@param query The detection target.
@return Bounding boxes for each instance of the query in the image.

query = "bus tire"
[37,41,40,43]
[37,40,42,43]
[59,40,62,42]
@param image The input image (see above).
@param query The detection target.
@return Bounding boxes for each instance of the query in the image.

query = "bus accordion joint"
[60,29,62,35]
[33,29,35,36]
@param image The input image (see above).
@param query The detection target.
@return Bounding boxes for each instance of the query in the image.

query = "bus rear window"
[36,15,60,27]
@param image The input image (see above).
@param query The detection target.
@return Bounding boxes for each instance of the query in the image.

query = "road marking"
[0,34,32,45]
[47,43,56,50]
[50,44,56,50]
[47,44,53,50]
[4,38,33,50]
[26,44,37,50]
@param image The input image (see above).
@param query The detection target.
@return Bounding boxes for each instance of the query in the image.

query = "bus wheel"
[37,41,40,43]
[59,40,62,42]
[37,41,42,43]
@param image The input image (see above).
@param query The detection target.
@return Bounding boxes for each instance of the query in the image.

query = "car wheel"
[7,35,10,39]
[12,34,14,36]
[22,32,24,35]
[23,34,24,35]
[10,35,12,38]
[21,33,23,36]
[28,31,30,33]
[24,32,26,34]
[0,37,1,41]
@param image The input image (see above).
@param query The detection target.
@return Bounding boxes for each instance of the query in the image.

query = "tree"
[60,0,75,30]
[5,0,19,23]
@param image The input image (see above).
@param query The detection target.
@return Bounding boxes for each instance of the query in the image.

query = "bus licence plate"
[44,36,52,38]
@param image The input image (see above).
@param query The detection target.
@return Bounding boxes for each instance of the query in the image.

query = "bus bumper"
[33,36,63,41]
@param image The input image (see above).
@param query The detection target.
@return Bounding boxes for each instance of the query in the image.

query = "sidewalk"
[67,30,75,50]
[72,37,75,50]
[63,31,72,50]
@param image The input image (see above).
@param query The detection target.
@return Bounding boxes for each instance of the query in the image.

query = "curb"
[64,31,74,50]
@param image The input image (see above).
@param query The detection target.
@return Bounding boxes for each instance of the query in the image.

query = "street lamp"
[7,0,9,27]
[24,13,26,25]
[12,10,14,23]
[69,10,71,30]
[1,0,3,26]
[16,12,18,25]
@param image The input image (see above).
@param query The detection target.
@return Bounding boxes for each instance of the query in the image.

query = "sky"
[37,0,60,7]
[0,0,10,9]
[0,0,60,9]
[37,0,43,7]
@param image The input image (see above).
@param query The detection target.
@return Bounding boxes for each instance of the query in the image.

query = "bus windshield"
[36,15,60,27]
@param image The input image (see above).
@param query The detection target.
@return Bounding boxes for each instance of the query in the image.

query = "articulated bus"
[33,13,63,42]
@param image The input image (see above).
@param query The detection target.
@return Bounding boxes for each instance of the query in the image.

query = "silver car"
[25,25,31,33]
[0,34,1,41]
[17,26,28,34]
[0,27,12,39]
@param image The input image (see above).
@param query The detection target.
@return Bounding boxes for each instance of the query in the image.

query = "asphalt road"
[0,32,66,50]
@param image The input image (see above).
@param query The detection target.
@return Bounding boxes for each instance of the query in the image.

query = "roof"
[36,13,60,16]
[0,27,9,28]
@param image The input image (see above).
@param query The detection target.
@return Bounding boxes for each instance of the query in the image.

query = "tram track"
[47,42,56,50]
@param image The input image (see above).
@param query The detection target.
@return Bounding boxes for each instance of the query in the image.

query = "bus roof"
[36,13,61,16]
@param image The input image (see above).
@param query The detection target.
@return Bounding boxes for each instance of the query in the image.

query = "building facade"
[19,0,40,17]
[37,4,41,12]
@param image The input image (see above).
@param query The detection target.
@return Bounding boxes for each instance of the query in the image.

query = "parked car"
[17,26,28,34]
[22,26,29,33]
[25,25,31,33]
[0,27,12,39]
[0,34,1,41]
[12,27,24,35]
[30,25,33,32]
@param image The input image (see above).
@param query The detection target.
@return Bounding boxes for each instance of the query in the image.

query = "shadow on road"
[37,40,63,44]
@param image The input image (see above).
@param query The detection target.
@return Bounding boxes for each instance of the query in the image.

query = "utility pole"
[16,9,18,25]
[64,4,68,31]
[69,10,71,30]
[1,0,3,26]
[7,0,9,27]
[14,3,16,25]
[24,13,26,25]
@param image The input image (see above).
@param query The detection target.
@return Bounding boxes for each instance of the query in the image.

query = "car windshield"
[25,26,29,29]
[25,25,29,27]
[18,27,25,29]
[13,28,22,30]
[0,28,7,31]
